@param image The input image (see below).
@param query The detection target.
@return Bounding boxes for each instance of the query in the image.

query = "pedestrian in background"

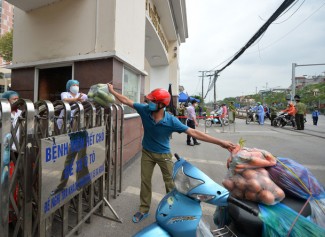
[178,103,186,124]
[229,101,236,123]
[312,106,320,126]
[107,84,235,223]
[198,104,203,117]
[256,102,265,125]
[186,99,200,146]
[264,105,270,120]
[294,95,307,130]
[269,102,278,126]
[221,103,228,119]
[1,90,22,151]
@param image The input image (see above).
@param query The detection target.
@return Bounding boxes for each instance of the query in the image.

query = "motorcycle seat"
[228,194,311,237]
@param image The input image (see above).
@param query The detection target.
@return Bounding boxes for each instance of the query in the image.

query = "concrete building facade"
[0,0,14,93]
[294,75,325,89]
[7,0,188,164]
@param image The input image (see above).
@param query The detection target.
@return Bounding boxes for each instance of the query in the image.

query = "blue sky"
[179,0,325,101]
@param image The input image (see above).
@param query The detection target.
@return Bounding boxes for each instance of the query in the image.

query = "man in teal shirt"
[107,83,235,223]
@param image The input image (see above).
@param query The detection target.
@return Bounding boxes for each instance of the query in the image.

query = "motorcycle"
[205,111,229,127]
[245,109,259,124]
[133,154,311,237]
[272,112,295,127]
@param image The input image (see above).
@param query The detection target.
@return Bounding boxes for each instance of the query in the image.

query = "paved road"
[78,115,325,237]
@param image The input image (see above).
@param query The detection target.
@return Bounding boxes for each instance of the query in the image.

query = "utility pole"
[213,71,219,110]
[198,71,205,100]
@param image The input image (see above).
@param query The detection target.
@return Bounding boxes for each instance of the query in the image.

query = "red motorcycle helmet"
[146,88,171,106]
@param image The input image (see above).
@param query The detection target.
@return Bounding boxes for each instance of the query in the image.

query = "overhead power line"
[203,0,297,99]
[217,0,296,75]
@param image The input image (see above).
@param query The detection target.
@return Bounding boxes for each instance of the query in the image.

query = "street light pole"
[291,63,296,101]
[291,62,325,101]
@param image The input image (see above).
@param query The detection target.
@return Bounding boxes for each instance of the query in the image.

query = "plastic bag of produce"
[87,83,115,107]
[223,144,284,205]
[223,168,285,205]
[259,203,325,237]
[227,145,277,173]
[268,157,325,228]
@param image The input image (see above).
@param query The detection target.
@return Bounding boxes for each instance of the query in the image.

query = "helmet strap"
[158,103,166,110]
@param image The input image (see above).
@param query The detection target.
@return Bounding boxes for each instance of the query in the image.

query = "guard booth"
[0,98,124,237]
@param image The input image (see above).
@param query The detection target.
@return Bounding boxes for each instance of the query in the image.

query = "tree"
[0,30,13,62]
[296,83,325,112]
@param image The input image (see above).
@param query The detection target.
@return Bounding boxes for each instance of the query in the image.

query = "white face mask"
[70,85,79,94]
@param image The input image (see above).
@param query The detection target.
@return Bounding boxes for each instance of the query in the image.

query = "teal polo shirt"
[134,103,188,154]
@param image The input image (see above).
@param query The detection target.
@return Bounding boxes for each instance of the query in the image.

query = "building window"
[123,68,140,115]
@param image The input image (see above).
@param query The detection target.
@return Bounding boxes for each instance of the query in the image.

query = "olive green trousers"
[139,149,174,213]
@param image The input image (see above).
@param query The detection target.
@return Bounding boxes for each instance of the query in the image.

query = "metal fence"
[0,99,124,237]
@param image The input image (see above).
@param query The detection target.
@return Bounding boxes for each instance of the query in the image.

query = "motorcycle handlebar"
[174,153,181,161]
[228,196,259,216]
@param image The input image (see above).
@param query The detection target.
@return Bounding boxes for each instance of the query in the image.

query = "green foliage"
[296,83,325,111]
[222,97,237,104]
[263,92,288,106]
[220,83,324,112]
[0,30,13,62]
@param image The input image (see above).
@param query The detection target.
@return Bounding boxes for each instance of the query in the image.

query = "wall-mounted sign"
[40,126,106,219]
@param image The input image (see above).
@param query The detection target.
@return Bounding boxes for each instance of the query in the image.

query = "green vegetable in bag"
[87,83,115,107]
[93,96,108,107]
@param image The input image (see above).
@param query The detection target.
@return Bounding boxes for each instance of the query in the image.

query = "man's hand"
[195,121,198,127]
[106,83,134,108]
[219,140,236,152]
[107,83,114,93]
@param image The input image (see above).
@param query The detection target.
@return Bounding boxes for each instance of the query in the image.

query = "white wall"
[150,66,169,91]
[144,59,151,95]
[12,0,116,64]
[115,0,146,71]
[145,41,181,94]
[167,41,179,95]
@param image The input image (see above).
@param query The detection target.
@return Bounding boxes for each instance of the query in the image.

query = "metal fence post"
[115,104,124,194]
[35,100,55,237]
[0,99,12,237]
[112,104,119,199]
[23,99,36,237]
[106,105,113,202]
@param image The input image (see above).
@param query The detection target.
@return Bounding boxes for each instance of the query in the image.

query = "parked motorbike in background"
[205,111,229,127]
[133,154,311,237]
[272,112,295,127]
[245,109,259,124]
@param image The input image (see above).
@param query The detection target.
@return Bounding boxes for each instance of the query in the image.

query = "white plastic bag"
[87,84,115,107]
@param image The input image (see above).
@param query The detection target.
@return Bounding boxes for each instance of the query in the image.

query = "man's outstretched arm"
[107,83,134,108]
[185,128,235,152]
